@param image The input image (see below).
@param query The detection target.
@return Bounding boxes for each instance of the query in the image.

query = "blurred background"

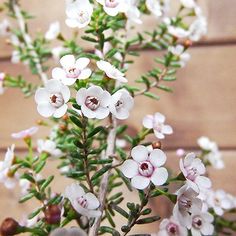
[0,0,236,234]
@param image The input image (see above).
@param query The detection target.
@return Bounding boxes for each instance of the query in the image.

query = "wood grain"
[1,45,236,149]
[0,150,235,234]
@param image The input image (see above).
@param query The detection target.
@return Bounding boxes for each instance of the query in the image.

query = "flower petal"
[120,160,139,178]
[154,112,165,123]
[85,192,100,210]
[75,57,90,70]
[195,176,212,189]
[161,125,173,134]
[45,79,62,93]
[151,167,168,186]
[131,175,150,190]
[76,88,87,105]
[52,67,66,80]
[37,103,55,117]
[149,149,167,167]
[131,145,149,162]
[78,68,92,80]
[142,115,154,129]
[35,88,50,104]
[60,54,75,68]
[60,85,71,102]
[53,104,68,118]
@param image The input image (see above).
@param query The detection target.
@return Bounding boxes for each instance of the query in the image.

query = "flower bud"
[62,115,69,121]
[184,39,193,49]
[44,205,61,225]
[0,218,19,236]
[59,124,67,131]
[152,141,162,149]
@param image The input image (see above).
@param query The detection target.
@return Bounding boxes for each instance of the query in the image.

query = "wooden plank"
[0,150,235,234]
[0,45,236,148]
[1,0,236,58]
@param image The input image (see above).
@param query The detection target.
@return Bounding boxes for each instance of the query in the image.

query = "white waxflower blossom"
[109,89,134,120]
[11,126,38,139]
[173,184,202,228]
[35,79,70,118]
[51,46,66,61]
[180,0,196,8]
[45,21,60,41]
[168,25,190,38]
[197,136,224,169]
[143,112,173,139]
[122,0,142,25]
[180,153,211,193]
[64,183,101,218]
[207,189,233,216]
[190,209,214,236]
[0,19,11,36]
[168,45,191,67]
[146,0,162,17]
[189,16,207,42]
[52,55,92,86]
[11,50,21,64]
[97,60,127,83]
[158,216,188,236]
[37,139,63,158]
[50,227,87,236]
[0,72,5,95]
[76,85,111,119]
[96,0,125,16]
[121,145,168,190]
[0,145,19,189]
[66,0,93,28]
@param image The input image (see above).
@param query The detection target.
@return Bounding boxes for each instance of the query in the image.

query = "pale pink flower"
[45,21,60,41]
[37,139,63,158]
[11,126,38,139]
[158,216,188,236]
[142,112,173,139]
[180,0,196,8]
[180,153,211,193]
[168,45,191,67]
[173,184,202,228]
[52,55,92,86]
[96,0,124,16]
[64,183,101,218]
[121,145,168,190]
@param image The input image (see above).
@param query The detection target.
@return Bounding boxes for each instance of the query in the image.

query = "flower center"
[77,196,88,208]
[105,0,119,8]
[186,166,198,181]
[115,100,123,109]
[66,67,81,78]
[138,161,154,177]
[85,96,100,111]
[78,10,90,24]
[50,93,64,108]
[166,222,179,235]
[192,216,203,229]
[179,195,192,211]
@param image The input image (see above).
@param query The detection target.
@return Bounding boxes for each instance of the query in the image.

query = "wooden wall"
[0,0,236,234]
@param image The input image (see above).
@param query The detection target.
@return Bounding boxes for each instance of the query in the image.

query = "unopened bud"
[152,141,162,149]
[0,218,19,236]
[62,115,69,121]
[59,124,67,131]
[184,39,192,49]
[44,205,61,225]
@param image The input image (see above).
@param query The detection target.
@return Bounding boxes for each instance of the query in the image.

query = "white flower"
[122,0,142,25]
[158,216,188,236]
[64,183,101,218]
[11,126,38,139]
[173,184,202,228]
[189,16,207,42]
[180,0,196,8]
[207,189,233,216]
[52,55,92,86]
[11,50,21,64]
[37,139,63,158]
[168,25,190,38]
[0,145,19,189]
[0,19,10,36]
[66,0,93,28]
[35,79,70,118]
[0,72,5,95]
[116,139,127,148]
[50,227,87,236]
[168,45,191,67]
[96,0,124,16]
[19,174,42,195]
[45,21,60,41]
[97,60,127,83]
[197,136,224,169]
[190,209,214,236]
[180,153,211,193]
[142,112,173,139]
[146,0,162,17]
[51,46,66,61]
[109,89,134,120]
[76,85,111,119]
[121,145,168,190]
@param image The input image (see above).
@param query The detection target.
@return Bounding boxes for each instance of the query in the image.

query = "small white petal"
[131,175,150,190]
[149,149,167,167]
[131,145,149,162]
[121,160,139,178]
[78,68,92,80]
[162,125,173,134]
[35,88,50,104]
[154,112,165,123]
[75,57,90,70]
[85,192,100,210]
[37,103,55,117]
[60,54,75,69]
[53,104,68,118]
[151,167,168,186]
[142,115,154,129]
